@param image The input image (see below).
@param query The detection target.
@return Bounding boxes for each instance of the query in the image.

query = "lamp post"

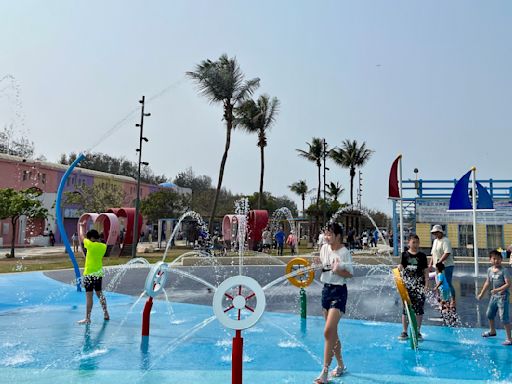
[414,168,419,195]
[322,138,329,226]
[357,170,363,208]
[132,95,151,258]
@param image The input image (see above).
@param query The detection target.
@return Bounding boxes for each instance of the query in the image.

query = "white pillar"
[471,167,479,277]
[399,155,404,253]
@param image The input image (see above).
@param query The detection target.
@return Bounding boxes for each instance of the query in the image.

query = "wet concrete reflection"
[47,263,512,329]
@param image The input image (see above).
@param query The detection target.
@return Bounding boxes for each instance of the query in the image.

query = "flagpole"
[471,166,478,277]
[399,155,404,254]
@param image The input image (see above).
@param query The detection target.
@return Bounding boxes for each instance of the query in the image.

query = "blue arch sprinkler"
[55,153,85,291]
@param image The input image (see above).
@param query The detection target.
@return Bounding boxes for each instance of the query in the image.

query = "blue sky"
[1,0,511,213]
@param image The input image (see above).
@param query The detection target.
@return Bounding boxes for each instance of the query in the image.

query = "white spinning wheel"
[212,276,266,330]
[144,261,169,298]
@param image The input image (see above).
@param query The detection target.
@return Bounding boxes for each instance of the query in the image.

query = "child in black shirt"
[397,234,429,340]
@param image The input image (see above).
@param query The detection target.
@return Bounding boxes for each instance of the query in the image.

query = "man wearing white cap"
[429,224,455,308]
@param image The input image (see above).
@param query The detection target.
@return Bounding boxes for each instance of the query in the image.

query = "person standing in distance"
[275,227,285,256]
[429,225,455,309]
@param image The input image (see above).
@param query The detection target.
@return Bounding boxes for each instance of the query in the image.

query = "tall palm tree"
[235,94,280,209]
[296,138,323,206]
[329,139,373,205]
[187,54,260,232]
[326,181,344,202]
[289,180,310,216]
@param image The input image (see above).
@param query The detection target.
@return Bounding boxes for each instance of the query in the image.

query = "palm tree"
[187,54,260,232]
[329,139,373,205]
[235,94,280,209]
[326,181,344,201]
[289,180,310,216]
[296,138,323,206]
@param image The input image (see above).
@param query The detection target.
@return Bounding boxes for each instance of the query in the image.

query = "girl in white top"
[314,223,353,384]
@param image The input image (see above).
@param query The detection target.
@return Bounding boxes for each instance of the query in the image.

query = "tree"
[306,199,346,224]
[326,181,344,202]
[187,54,260,232]
[59,152,167,185]
[140,189,190,223]
[272,195,298,217]
[364,208,391,229]
[184,187,242,223]
[210,188,243,221]
[0,124,35,158]
[296,138,324,206]
[0,187,48,258]
[173,168,237,217]
[288,180,310,216]
[140,164,167,185]
[247,192,298,217]
[173,168,212,192]
[235,94,280,209]
[63,184,125,215]
[329,140,373,205]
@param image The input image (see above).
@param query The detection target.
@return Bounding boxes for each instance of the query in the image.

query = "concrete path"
[0,246,66,259]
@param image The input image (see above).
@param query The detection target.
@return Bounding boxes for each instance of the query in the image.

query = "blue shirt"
[437,272,450,292]
[275,231,285,245]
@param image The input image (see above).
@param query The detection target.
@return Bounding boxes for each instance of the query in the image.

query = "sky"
[1,0,511,214]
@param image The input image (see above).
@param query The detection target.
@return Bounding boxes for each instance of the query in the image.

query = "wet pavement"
[46,263,510,329]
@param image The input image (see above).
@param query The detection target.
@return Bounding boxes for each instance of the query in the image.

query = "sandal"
[313,368,329,384]
[482,331,497,338]
[331,365,347,377]
[502,339,512,346]
[398,332,408,340]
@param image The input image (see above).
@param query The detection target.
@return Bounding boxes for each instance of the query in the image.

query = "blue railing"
[391,178,512,255]
[401,179,512,199]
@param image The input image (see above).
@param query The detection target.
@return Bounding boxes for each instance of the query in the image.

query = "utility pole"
[357,170,363,208]
[322,138,329,225]
[132,95,150,258]
[414,168,419,195]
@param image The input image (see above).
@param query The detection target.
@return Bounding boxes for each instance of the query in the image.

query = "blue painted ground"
[0,272,510,383]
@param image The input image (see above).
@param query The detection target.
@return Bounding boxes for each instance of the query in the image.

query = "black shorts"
[83,275,103,292]
[402,287,425,316]
[322,283,348,313]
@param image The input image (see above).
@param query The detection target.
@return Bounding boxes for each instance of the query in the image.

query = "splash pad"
[2,172,512,383]
[1,263,511,383]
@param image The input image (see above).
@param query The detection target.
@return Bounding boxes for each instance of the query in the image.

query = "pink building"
[0,153,175,248]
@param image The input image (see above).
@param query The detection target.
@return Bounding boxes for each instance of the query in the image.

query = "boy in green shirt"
[78,229,110,324]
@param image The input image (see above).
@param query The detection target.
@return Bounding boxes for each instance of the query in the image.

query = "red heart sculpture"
[78,213,120,246]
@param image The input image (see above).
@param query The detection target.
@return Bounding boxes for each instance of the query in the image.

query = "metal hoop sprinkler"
[141,262,169,338]
[285,257,315,319]
[212,276,266,384]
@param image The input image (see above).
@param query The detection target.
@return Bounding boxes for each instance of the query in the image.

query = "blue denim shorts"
[486,293,510,324]
[321,283,347,313]
[440,288,452,302]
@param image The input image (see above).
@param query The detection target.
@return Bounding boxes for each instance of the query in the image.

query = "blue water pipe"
[55,153,85,292]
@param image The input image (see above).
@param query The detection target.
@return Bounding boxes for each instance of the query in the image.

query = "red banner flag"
[388,155,401,199]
